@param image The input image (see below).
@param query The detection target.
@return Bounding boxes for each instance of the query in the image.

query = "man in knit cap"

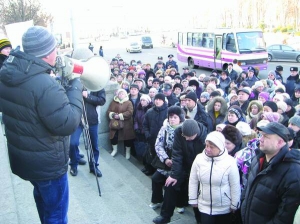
[153,119,207,224]
[0,38,12,68]
[143,93,168,175]
[184,91,213,133]
[0,26,83,223]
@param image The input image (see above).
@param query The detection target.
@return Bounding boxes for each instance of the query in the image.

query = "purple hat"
[258,92,270,101]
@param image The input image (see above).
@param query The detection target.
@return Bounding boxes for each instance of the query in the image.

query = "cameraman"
[0,26,83,224]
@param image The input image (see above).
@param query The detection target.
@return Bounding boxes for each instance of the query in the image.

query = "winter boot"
[111,144,118,157]
[125,147,131,159]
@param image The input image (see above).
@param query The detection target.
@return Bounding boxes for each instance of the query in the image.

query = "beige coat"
[107,95,135,141]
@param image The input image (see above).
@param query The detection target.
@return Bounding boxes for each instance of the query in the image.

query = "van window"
[142,37,152,41]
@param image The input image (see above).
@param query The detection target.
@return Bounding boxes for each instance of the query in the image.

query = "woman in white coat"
[189,131,241,224]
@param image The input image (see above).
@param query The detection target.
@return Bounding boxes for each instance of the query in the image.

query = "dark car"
[267,44,300,62]
[140,36,153,49]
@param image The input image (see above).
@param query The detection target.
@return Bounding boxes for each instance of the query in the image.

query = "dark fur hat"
[222,124,242,146]
[168,105,185,122]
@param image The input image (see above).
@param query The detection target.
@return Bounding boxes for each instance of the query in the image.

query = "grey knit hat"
[289,115,300,128]
[182,119,199,137]
[22,26,57,58]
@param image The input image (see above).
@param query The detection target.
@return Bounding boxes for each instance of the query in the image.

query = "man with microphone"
[0,26,83,224]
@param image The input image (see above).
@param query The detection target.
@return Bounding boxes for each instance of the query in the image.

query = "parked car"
[126,42,142,53]
[267,44,300,62]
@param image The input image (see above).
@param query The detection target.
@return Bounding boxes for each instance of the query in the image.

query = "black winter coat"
[166,92,179,107]
[0,53,7,69]
[241,146,300,224]
[170,122,207,180]
[143,103,168,146]
[0,49,83,181]
[83,88,106,126]
[183,103,213,133]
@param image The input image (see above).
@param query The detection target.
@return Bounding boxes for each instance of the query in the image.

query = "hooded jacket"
[241,146,300,224]
[0,49,83,181]
[206,97,228,130]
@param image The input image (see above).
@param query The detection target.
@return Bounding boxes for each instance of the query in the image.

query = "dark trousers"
[151,171,187,207]
[160,175,200,223]
[69,124,99,170]
[30,173,68,224]
[200,212,231,224]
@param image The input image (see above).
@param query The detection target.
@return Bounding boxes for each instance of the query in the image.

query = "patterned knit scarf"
[165,124,176,150]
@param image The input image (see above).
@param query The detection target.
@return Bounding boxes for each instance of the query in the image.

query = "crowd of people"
[1,27,300,224]
[106,54,300,224]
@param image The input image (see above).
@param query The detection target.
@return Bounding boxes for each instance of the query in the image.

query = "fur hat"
[185,91,198,103]
[205,131,226,153]
[189,79,199,88]
[222,125,243,146]
[154,93,166,102]
[276,101,288,112]
[262,112,280,122]
[236,121,252,136]
[289,115,300,128]
[182,120,200,137]
[173,83,183,91]
[168,106,185,122]
[140,94,151,104]
[263,101,278,112]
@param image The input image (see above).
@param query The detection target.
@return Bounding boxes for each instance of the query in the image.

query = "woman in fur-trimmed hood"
[246,100,263,123]
[206,96,228,130]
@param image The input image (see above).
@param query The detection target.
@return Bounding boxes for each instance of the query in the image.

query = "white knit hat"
[236,121,251,136]
[205,131,225,153]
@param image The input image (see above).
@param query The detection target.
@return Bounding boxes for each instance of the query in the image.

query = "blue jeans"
[69,124,99,169]
[30,173,69,224]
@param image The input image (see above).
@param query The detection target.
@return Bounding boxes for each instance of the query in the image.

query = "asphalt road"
[75,37,300,82]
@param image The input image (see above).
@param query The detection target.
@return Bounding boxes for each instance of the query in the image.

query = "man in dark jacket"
[241,122,300,224]
[286,67,300,97]
[143,93,168,175]
[69,48,106,177]
[183,91,213,133]
[0,26,83,223]
[153,119,207,224]
[69,88,106,177]
[162,83,179,107]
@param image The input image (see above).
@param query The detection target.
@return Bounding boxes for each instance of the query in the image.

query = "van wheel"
[188,58,195,69]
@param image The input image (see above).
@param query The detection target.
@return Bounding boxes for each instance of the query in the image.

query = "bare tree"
[0,0,53,34]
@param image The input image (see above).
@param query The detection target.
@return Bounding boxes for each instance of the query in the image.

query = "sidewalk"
[0,125,197,224]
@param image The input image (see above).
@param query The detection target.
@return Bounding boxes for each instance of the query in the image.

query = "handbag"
[151,154,170,171]
[151,130,171,171]
[109,119,124,130]
[143,143,154,165]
